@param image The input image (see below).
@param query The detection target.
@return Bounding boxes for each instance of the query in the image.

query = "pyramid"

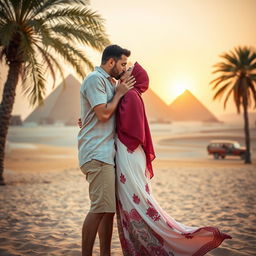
[142,89,171,123]
[25,77,172,125]
[25,75,81,125]
[26,79,216,125]
[168,90,219,122]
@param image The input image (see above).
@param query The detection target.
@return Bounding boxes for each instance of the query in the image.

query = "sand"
[1,123,256,256]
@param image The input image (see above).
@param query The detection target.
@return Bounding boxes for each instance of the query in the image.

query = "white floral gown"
[115,138,231,256]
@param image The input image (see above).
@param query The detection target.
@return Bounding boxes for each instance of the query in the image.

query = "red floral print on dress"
[133,194,140,204]
[146,206,161,221]
[123,210,130,223]
[129,208,142,222]
[145,183,150,194]
[120,173,126,184]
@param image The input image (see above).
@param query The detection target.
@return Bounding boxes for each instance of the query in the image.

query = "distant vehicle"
[207,140,246,159]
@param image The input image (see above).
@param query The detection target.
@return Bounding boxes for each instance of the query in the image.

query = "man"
[78,45,135,256]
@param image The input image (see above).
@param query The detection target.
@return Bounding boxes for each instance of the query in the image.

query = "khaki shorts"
[81,159,116,213]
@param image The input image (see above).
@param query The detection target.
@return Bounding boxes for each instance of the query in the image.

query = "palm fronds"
[0,0,110,105]
[210,46,256,111]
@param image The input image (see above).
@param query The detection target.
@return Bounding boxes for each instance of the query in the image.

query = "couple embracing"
[77,45,231,256]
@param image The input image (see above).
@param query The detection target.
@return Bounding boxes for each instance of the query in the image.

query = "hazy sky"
[1,0,256,118]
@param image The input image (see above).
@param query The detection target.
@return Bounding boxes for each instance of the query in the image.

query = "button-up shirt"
[78,66,116,167]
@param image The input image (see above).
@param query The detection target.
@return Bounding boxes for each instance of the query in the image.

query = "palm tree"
[210,46,256,164]
[0,0,110,185]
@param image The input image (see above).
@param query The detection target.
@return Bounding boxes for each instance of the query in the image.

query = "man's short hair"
[101,45,131,65]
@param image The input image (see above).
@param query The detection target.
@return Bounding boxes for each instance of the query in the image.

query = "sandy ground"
[1,124,256,256]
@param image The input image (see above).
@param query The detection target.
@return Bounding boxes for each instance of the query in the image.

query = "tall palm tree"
[0,0,110,185]
[210,46,256,164]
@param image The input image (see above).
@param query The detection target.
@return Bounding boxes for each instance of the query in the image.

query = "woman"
[115,62,232,256]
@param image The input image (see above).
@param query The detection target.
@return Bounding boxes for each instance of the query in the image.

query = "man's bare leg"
[82,212,104,256]
[98,213,115,256]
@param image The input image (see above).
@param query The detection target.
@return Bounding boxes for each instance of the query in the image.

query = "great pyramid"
[25,75,81,125]
[168,89,219,122]
[142,89,171,123]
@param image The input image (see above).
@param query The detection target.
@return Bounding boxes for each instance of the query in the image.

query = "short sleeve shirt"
[78,66,116,167]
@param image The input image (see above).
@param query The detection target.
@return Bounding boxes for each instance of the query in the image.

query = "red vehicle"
[207,140,246,159]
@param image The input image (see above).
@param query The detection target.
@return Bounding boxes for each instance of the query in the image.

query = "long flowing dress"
[115,62,231,255]
[115,137,231,256]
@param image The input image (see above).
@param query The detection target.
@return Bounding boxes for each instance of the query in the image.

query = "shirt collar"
[95,66,110,79]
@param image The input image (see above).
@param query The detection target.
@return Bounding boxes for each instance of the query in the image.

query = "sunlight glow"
[169,77,191,98]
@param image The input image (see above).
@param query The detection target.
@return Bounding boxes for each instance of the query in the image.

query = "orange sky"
[1,0,256,119]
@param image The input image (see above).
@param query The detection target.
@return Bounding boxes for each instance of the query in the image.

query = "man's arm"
[94,75,135,122]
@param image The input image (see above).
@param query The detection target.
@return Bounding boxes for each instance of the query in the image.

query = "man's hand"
[83,75,136,123]
[116,75,136,97]
[78,118,82,128]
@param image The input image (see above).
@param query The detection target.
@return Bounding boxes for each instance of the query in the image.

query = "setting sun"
[169,77,192,99]
[173,84,186,97]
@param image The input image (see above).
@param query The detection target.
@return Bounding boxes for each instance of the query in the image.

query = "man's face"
[120,65,134,81]
[110,55,128,80]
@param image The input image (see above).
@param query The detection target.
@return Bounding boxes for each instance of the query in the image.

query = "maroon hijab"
[116,62,155,179]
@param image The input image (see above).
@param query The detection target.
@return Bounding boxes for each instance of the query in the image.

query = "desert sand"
[0,122,255,256]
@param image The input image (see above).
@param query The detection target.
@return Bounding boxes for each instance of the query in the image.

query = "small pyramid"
[25,75,81,125]
[143,89,171,122]
[168,90,219,122]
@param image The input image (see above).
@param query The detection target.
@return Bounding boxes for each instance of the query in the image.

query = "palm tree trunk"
[242,94,251,164]
[0,61,22,185]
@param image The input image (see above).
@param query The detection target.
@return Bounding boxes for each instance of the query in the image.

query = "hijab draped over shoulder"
[116,62,155,179]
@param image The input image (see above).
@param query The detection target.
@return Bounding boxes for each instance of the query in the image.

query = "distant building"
[10,115,22,126]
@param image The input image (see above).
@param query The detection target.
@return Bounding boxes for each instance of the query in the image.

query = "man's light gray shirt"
[78,66,116,167]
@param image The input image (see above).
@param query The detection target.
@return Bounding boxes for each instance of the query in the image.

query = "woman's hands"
[116,74,136,97]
